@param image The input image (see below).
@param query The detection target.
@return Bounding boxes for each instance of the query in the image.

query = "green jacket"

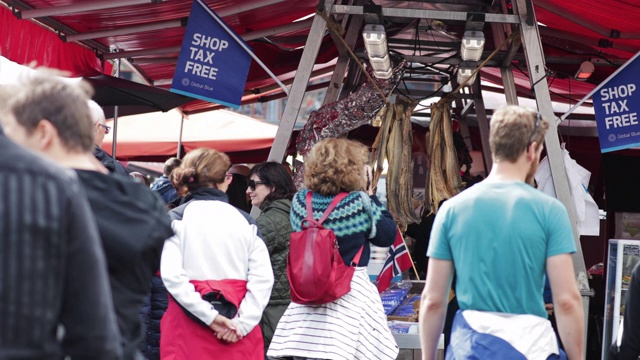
[257,199,292,306]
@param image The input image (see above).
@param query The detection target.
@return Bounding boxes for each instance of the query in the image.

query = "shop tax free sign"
[171,0,251,109]
[593,55,640,153]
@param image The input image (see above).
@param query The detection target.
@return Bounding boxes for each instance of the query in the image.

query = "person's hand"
[209,315,243,343]
[363,165,374,196]
[545,303,554,316]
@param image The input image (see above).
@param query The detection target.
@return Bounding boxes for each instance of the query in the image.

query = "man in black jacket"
[0,90,122,359]
[610,263,640,360]
[2,74,174,360]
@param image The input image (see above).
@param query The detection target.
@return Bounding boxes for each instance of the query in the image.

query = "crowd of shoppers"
[0,79,122,360]
[0,69,615,360]
[2,74,174,360]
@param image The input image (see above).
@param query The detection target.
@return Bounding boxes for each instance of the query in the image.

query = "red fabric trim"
[0,7,111,77]
[160,279,264,360]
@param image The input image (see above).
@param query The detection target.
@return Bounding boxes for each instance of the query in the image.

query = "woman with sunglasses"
[245,162,297,355]
[160,148,274,360]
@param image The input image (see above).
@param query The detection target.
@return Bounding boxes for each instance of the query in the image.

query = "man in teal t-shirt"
[419,106,584,360]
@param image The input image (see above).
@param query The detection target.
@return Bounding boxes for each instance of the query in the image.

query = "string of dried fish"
[370,103,393,188]
[427,101,463,214]
[386,96,421,231]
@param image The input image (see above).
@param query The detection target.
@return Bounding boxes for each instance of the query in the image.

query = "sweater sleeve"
[233,224,274,335]
[368,195,397,247]
[160,232,219,326]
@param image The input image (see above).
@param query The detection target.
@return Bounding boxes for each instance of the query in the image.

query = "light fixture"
[363,24,392,79]
[456,65,477,85]
[575,60,595,81]
[460,30,485,61]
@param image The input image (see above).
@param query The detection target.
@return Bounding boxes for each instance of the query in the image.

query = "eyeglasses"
[98,123,111,134]
[527,112,542,146]
[247,179,266,191]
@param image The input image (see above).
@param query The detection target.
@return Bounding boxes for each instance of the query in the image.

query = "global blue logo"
[181,78,190,86]
[608,134,617,142]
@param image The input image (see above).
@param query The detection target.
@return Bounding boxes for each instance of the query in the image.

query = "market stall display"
[603,238,640,359]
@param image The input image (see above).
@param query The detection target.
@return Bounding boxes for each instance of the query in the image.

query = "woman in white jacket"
[160,148,274,360]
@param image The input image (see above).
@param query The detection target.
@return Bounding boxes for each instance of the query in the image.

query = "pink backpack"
[287,192,364,305]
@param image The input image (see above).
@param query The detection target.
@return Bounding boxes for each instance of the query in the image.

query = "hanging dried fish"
[427,101,463,214]
[385,96,421,231]
[370,103,393,187]
[292,60,407,189]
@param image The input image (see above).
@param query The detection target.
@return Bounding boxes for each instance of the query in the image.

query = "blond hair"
[171,148,230,191]
[490,105,549,162]
[304,138,369,195]
[7,74,95,152]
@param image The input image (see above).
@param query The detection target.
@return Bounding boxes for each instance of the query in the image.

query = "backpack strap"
[304,191,366,267]
[305,191,349,226]
[350,244,365,267]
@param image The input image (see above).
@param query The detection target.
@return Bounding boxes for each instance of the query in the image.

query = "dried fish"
[370,103,393,187]
[427,101,463,214]
[385,96,421,231]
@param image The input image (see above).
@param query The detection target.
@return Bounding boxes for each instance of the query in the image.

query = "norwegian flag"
[376,228,413,293]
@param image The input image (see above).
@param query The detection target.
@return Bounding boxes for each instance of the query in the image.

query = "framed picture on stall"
[615,212,640,240]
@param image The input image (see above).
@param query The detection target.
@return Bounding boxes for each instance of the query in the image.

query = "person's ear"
[527,142,538,161]
[32,119,58,152]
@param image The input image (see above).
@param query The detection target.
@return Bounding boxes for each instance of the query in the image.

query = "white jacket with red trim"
[160,187,274,335]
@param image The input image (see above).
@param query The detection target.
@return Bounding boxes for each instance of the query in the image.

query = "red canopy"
[0,6,110,76]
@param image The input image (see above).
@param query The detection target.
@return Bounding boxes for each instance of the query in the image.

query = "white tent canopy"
[101,109,278,159]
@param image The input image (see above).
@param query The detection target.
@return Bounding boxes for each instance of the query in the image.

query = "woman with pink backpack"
[267,138,399,360]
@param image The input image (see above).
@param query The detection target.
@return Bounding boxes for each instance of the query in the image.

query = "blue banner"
[171,0,251,109]
[593,55,640,152]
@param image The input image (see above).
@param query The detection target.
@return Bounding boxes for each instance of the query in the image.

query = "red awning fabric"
[0,7,110,77]
[480,67,597,103]
[101,109,277,160]
[0,0,335,114]
[2,0,640,114]
[535,1,640,60]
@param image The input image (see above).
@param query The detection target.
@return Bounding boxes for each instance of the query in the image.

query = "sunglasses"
[247,179,266,191]
[98,123,111,134]
[527,112,542,147]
